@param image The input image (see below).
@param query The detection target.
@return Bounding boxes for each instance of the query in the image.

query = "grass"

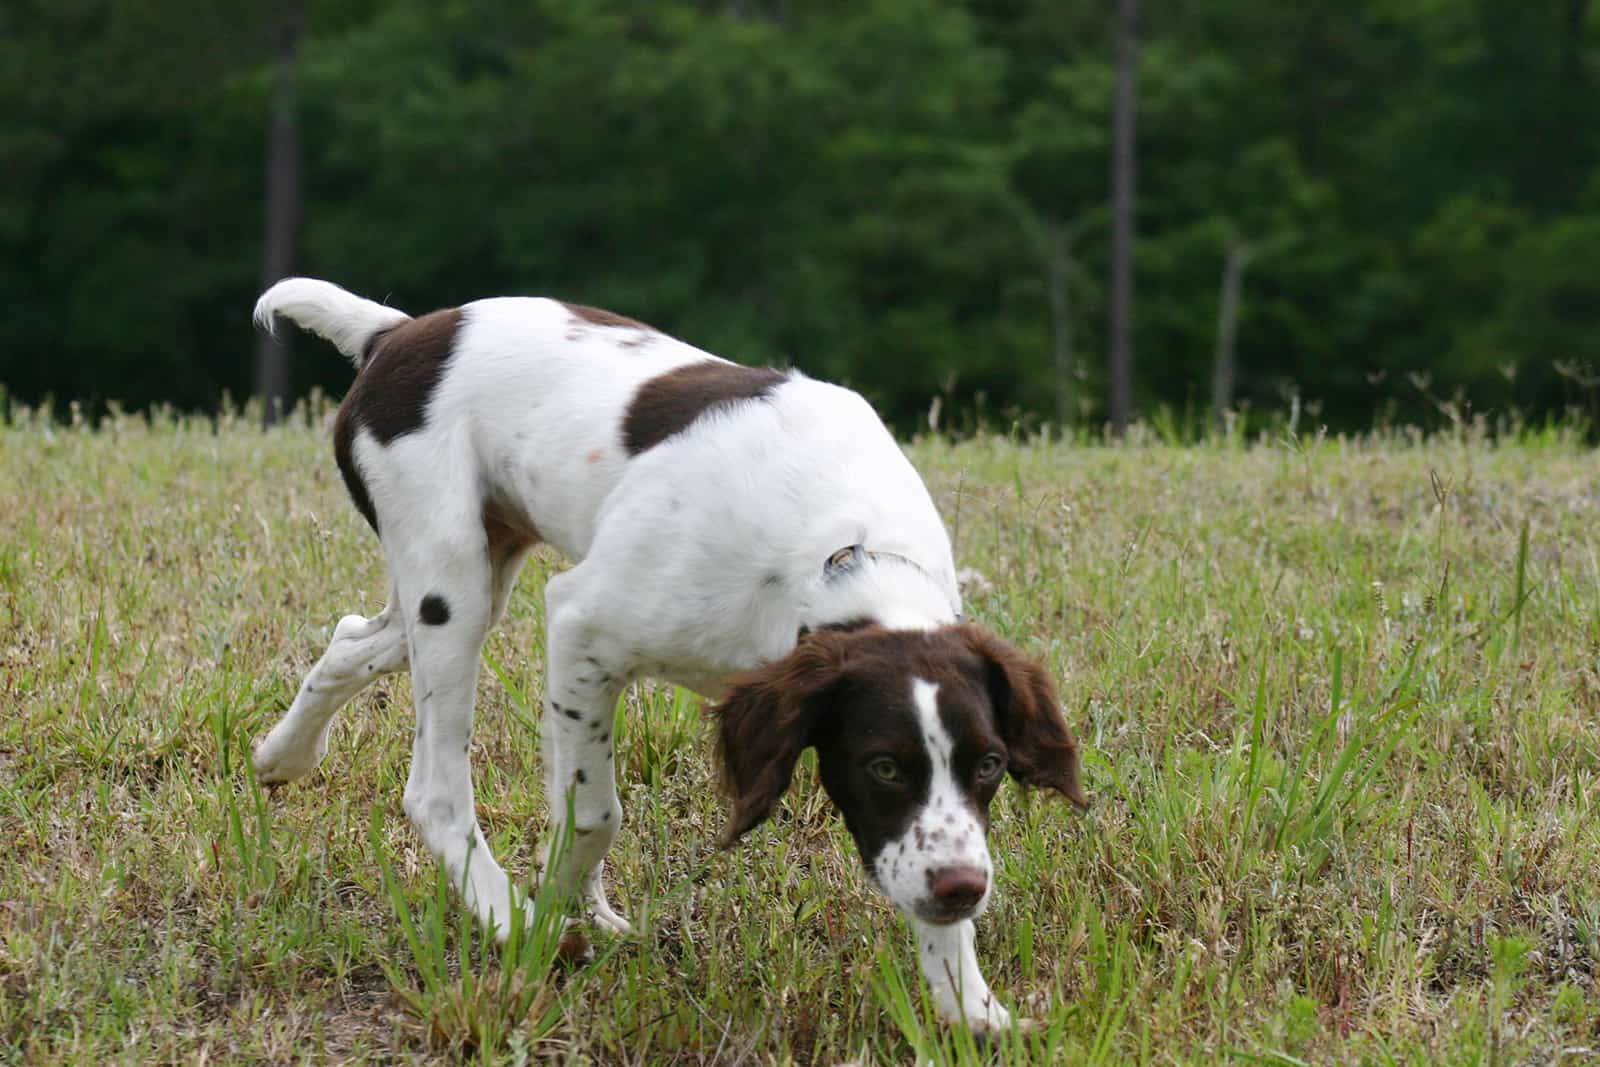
[2,402,1599,1064]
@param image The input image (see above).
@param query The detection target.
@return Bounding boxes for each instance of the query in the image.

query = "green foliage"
[2,0,1600,430]
[368,802,578,1059]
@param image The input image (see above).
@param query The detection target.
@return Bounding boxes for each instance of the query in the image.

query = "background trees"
[3,0,1597,433]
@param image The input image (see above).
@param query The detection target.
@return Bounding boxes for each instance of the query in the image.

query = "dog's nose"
[927,865,987,910]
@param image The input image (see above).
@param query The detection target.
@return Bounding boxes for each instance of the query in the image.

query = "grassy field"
[3,407,1598,1065]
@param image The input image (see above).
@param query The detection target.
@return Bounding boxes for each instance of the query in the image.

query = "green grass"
[3,404,1599,1064]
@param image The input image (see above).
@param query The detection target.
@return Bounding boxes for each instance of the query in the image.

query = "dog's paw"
[977,1013,1039,1039]
[251,732,325,784]
[587,898,635,936]
[945,995,1025,1037]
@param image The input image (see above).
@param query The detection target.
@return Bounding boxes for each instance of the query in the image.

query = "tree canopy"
[4,0,1597,432]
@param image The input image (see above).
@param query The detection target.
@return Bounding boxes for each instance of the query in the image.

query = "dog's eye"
[976,753,1006,780]
[867,757,902,785]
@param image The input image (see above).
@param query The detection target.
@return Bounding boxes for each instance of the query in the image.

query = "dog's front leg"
[538,589,632,935]
[914,918,1014,1033]
[255,591,408,783]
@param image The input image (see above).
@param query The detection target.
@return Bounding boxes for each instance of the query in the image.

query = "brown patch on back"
[622,360,789,455]
[563,301,653,332]
[350,308,463,444]
[331,308,463,532]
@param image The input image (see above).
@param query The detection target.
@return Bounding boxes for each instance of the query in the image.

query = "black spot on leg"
[602,811,611,822]
[600,732,610,743]
[575,769,588,785]
[562,707,582,721]
[419,594,450,626]
[589,718,603,729]
[605,749,612,759]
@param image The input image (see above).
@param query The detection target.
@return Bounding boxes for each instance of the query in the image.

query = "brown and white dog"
[250,278,1088,1031]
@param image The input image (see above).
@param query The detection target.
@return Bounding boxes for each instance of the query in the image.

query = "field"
[3,407,1598,1065]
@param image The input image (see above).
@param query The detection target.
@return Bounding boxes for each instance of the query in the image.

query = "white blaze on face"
[873,678,994,922]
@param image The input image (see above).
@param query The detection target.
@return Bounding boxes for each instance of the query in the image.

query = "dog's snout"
[927,865,987,910]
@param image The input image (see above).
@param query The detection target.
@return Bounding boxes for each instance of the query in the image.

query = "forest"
[3,0,1598,433]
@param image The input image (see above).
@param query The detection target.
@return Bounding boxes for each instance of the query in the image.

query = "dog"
[250,278,1088,1031]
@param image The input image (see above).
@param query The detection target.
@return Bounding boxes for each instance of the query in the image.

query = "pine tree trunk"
[1211,237,1252,422]
[254,2,304,427]
[1047,224,1074,428]
[1107,0,1139,434]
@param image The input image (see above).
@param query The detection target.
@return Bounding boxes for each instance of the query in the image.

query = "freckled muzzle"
[872,808,995,925]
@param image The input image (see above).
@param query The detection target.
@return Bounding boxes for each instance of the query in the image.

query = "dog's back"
[429,295,729,557]
[257,280,958,641]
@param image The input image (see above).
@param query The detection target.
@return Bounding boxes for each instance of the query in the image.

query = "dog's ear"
[961,626,1089,809]
[710,633,848,847]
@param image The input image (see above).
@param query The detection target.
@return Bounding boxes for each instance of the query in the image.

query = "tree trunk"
[1107,0,1139,435]
[254,2,304,427]
[1046,223,1074,428]
[1210,236,1253,423]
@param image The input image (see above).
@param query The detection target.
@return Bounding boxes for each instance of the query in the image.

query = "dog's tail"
[253,278,411,369]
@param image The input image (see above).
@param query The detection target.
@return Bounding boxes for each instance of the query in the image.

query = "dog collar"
[802,544,963,638]
[822,543,940,584]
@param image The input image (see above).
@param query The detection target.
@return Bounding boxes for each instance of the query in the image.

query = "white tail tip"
[253,277,411,367]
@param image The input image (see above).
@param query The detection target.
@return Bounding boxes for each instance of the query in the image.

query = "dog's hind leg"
[385,510,530,938]
[254,588,409,784]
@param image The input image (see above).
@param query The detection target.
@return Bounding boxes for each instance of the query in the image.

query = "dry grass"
[2,406,1598,1064]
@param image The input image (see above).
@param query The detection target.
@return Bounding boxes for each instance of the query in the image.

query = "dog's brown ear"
[962,626,1089,809]
[710,633,849,847]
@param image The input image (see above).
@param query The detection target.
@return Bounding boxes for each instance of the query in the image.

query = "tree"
[1209,232,1252,421]
[1106,0,1138,433]
[254,0,304,425]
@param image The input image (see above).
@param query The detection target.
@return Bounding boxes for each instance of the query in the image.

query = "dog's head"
[712,624,1088,925]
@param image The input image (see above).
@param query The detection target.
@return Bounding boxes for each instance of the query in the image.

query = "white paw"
[474,886,524,945]
[947,996,1018,1036]
[251,730,325,784]
[588,897,634,936]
